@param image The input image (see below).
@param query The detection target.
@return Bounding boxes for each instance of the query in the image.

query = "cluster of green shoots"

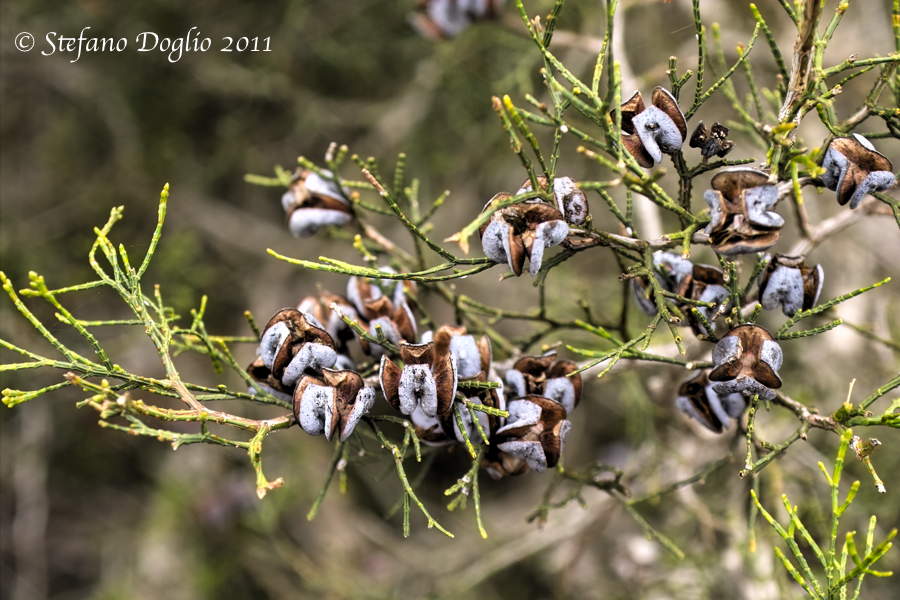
[752,428,896,599]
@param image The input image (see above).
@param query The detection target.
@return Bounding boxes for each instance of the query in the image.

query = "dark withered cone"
[689,121,734,159]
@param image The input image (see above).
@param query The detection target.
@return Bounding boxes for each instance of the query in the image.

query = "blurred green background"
[1,1,898,598]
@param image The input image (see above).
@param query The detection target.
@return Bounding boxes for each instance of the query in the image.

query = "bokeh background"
[1,1,898,598]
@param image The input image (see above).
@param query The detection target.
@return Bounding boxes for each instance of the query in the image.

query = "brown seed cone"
[709,324,782,389]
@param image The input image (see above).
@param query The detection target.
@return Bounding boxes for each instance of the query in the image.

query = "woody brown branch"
[779,0,824,123]
[64,372,293,433]
[773,390,839,432]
